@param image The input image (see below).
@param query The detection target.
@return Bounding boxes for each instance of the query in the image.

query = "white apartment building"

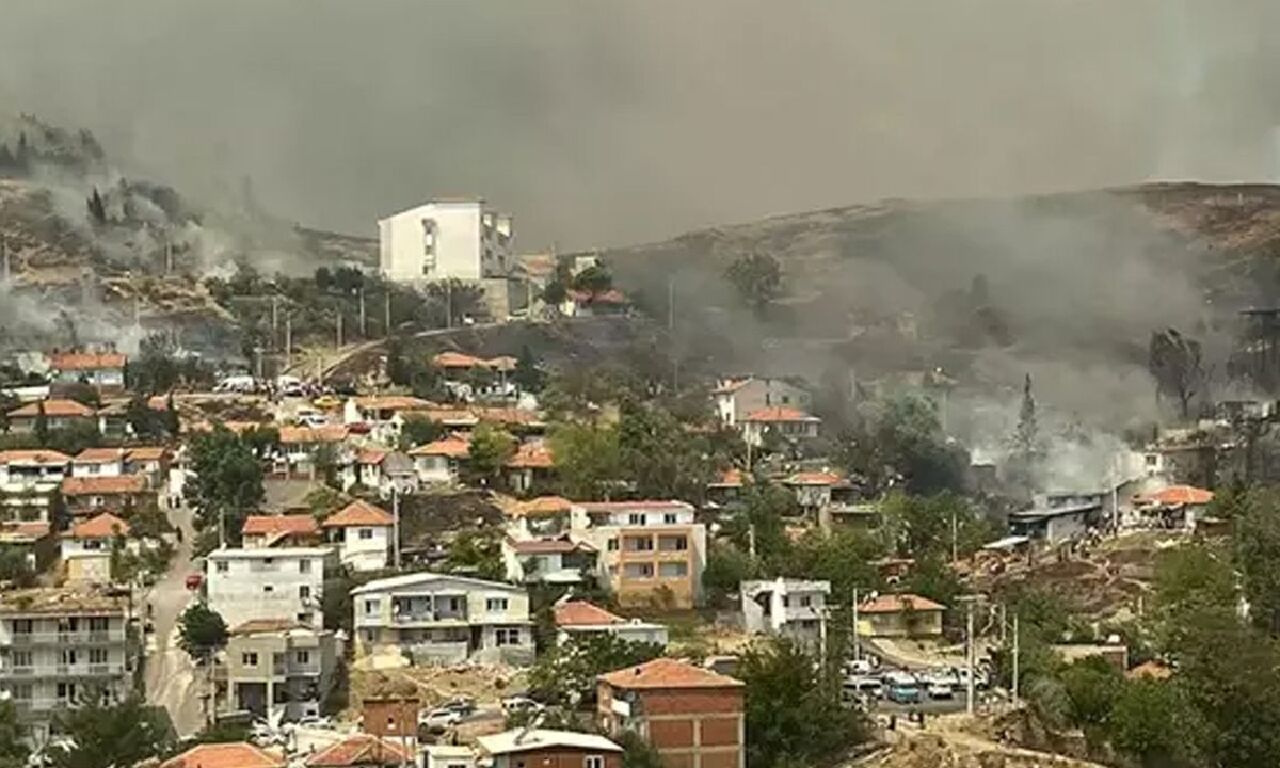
[0,450,70,565]
[741,578,831,648]
[378,200,513,283]
[206,547,329,631]
[0,588,133,744]
[351,573,533,666]
[571,501,707,609]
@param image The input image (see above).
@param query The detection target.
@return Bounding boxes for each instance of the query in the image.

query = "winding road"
[143,504,206,739]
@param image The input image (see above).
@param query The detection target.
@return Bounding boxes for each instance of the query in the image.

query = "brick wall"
[640,687,743,717]
[698,717,740,747]
[649,718,695,748]
[362,697,419,741]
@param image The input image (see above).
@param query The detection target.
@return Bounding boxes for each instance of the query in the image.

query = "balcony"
[8,629,126,646]
[0,666,35,678]
[10,698,56,715]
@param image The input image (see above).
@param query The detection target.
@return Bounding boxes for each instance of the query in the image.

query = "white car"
[296,715,335,730]
[419,708,463,730]
[927,682,955,700]
[845,659,875,676]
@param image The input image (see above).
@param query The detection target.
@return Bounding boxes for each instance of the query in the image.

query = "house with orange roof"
[70,447,127,478]
[553,599,667,646]
[1133,484,1215,530]
[339,447,416,498]
[503,441,555,494]
[305,733,413,768]
[712,375,812,428]
[241,514,322,549]
[322,499,394,572]
[276,425,350,478]
[560,288,630,318]
[596,657,744,768]
[0,450,70,568]
[408,433,470,484]
[856,593,945,638]
[49,349,127,393]
[124,446,172,490]
[161,742,285,768]
[343,396,435,445]
[739,405,820,448]
[6,398,97,434]
[61,512,131,583]
[60,474,151,518]
[706,467,746,507]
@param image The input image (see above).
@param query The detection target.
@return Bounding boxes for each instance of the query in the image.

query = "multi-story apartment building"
[597,657,745,768]
[378,199,513,283]
[240,515,322,549]
[205,547,329,631]
[741,579,831,649]
[572,501,707,609]
[219,619,338,722]
[351,573,533,666]
[0,587,133,744]
[0,450,69,569]
[712,376,812,428]
[48,351,127,394]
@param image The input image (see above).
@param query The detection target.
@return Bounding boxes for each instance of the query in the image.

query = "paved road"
[144,505,206,739]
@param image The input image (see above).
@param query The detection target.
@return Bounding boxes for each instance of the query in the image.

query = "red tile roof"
[241,514,319,537]
[599,657,743,689]
[0,522,51,541]
[433,351,487,369]
[0,449,71,465]
[161,742,285,768]
[506,442,554,469]
[61,475,148,496]
[555,601,623,627]
[74,447,126,464]
[510,495,574,517]
[409,434,471,458]
[49,351,127,371]
[126,446,169,463]
[708,468,744,487]
[8,399,95,418]
[859,593,945,614]
[279,426,349,445]
[353,396,435,412]
[1138,485,1214,506]
[305,734,412,768]
[508,538,594,555]
[786,471,842,486]
[323,499,394,528]
[575,500,692,512]
[741,406,818,423]
[69,512,130,539]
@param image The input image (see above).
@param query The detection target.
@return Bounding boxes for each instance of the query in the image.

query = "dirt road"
[143,505,206,739]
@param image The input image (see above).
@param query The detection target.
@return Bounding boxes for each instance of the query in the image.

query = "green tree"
[549,422,622,500]
[738,638,865,768]
[33,399,48,445]
[184,427,265,543]
[721,485,794,567]
[1060,655,1123,729]
[1108,679,1193,768]
[445,529,505,580]
[703,542,759,607]
[0,547,36,587]
[572,264,613,294]
[177,603,228,658]
[513,345,545,393]
[50,694,172,768]
[725,251,783,315]
[1232,488,1280,633]
[126,393,163,439]
[128,333,181,396]
[163,392,180,437]
[0,700,28,768]
[468,422,515,482]
[398,415,443,451]
[842,392,965,495]
[528,632,664,706]
[617,730,663,768]
[322,570,356,635]
[618,401,712,501]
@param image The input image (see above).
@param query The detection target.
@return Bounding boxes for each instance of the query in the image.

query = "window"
[263,585,274,594]
[658,562,688,578]
[12,620,32,636]
[60,649,78,666]
[447,596,462,612]
[299,586,311,601]
[625,537,654,552]
[358,528,374,540]
[624,563,654,579]
[585,757,605,768]
[663,513,677,525]
[495,627,521,646]
[56,683,77,703]
[606,538,618,552]
[11,651,32,669]
[486,597,509,612]
[799,595,813,607]
[296,651,310,665]
[298,612,313,624]
[657,536,687,552]
[364,599,381,615]
[627,514,645,526]
[781,596,790,608]
[10,684,31,702]
[215,561,229,574]
[299,559,312,573]
[88,618,108,632]
[242,653,259,667]
[89,648,108,665]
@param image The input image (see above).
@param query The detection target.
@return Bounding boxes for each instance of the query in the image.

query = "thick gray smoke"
[1,1,1279,250]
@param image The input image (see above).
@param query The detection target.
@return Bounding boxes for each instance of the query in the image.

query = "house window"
[298,612,313,624]
[263,585,274,594]
[215,561,229,573]
[358,528,374,540]
[56,683,77,703]
[10,684,31,702]
[242,653,259,667]
[627,514,645,526]
[623,563,654,579]
[658,562,688,578]
[607,539,619,551]
[11,651,31,669]
[89,648,108,665]
[364,599,380,615]
[585,757,605,768]
[296,651,310,665]
[60,649,78,666]
[88,618,108,632]
[625,537,654,552]
[11,620,32,636]
[447,596,462,612]
[299,559,312,573]
[799,595,812,607]
[663,513,677,525]
[486,597,509,612]
[495,627,521,646]
[299,586,311,601]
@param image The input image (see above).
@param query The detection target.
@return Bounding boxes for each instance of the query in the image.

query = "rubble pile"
[858,732,1106,768]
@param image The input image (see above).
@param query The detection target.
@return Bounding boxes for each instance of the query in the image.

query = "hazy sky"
[2,1,1278,250]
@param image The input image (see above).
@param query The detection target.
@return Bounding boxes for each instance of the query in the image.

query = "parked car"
[419,708,463,731]
[927,682,955,700]
[437,697,477,717]
[501,695,542,715]
[845,658,875,676]
[184,573,203,591]
[882,672,922,704]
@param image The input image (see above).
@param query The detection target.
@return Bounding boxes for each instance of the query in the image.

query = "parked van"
[882,672,922,704]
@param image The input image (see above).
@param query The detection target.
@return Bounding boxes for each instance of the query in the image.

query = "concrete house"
[351,572,533,666]
[504,442,555,495]
[553,601,668,647]
[739,406,820,448]
[60,512,130,584]
[856,593,945,639]
[572,501,707,609]
[597,657,745,768]
[48,350,126,394]
[322,499,394,572]
[70,447,126,478]
[501,537,598,586]
[6,399,96,434]
[340,448,416,498]
[741,578,831,648]
[713,376,812,428]
[409,434,470,485]
[161,742,284,768]
[0,450,68,567]
[1007,501,1102,545]
[124,446,171,490]
[221,619,338,722]
[476,730,622,768]
[379,199,512,283]
[0,587,134,745]
[60,474,151,519]
[241,515,322,549]
[206,547,330,631]
[275,426,348,479]
[343,396,435,445]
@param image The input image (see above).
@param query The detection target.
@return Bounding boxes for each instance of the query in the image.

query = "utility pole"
[384,291,391,337]
[336,312,344,348]
[2,235,10,282]
[965,597,977,716]
[271,294,279,350]
[951,508,959,563]
[1012,612,1021,707]
[445,281,453,329]
[392,488,401,570]
[284,314,293,371]
[359,287,367,338]
[851,587,860,661]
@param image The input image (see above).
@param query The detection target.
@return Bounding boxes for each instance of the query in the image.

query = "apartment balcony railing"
[7,630,124,645]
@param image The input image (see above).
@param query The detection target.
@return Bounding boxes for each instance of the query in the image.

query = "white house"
[350,572,533,666]
[60,512,131,584]
[205,547,330,631]
[713,377,812,428]
[70,448,126,478]
[338,448,417,498]
[553,600,668,647]
[739,406,820,448]
[741,578,831,648]
[322,499,393,572]
[408,434,470,485]
[378,200,513,283]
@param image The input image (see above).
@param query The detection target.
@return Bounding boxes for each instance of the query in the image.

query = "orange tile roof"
[49,351,127,371]
[0,449,71,465]
[511,495,573,517]
[61,475,148,496]
[741,406,818,423]
[786,471,842,486]
[69,512,130,539]
[0,522,51,541]
[161,742,285,768]
[599,657,742,690]
[279,425,349,445]
[709,468,744,487]
[409,434,471,458]
[356,448,389,465]
[8,399,95,418]
[508,537,595,555]
[323,499,394,527]
[126,446,169,462]
[555,601,623,627]
[1139,485,1214,506]
[241,514,319,537]
[568,288,627,304]
[353,396,435,411]
[74,447,126,464]
[506,442,554,469]
[232,619,312,635]
[433,351,487,369]
[576,500,692,512]
[305,734,412,768]
[1126,661,1174,681]
[859,593,945,614]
